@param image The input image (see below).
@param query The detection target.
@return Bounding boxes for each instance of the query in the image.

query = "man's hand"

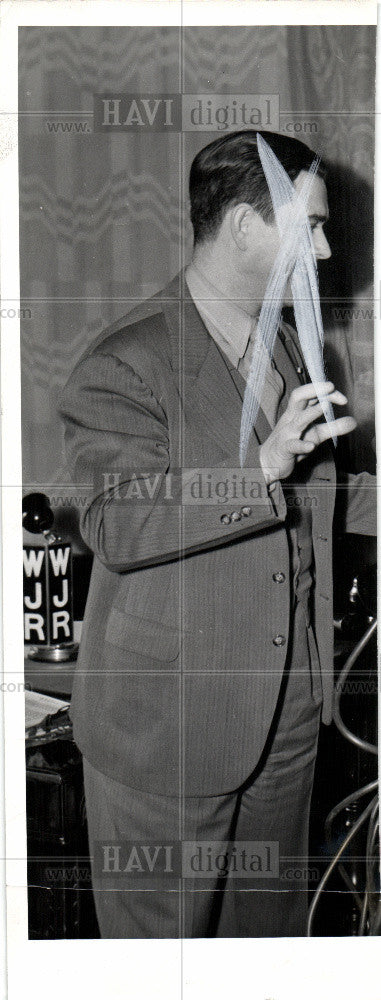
[259,382,356,486]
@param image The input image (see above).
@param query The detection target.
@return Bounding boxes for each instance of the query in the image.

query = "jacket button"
[273,634,286,646]
[220,514,231,525]
[273,572,286,583]
[231,511,241,522]
[240,506,252,517]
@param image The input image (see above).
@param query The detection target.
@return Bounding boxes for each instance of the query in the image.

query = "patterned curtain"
[19,25,376,545]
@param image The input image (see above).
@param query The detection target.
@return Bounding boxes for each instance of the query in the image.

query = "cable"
[359,799,379,935]
[324,780,378,838]
[333,618,378,755]
[333,619,379,932]
[307,795,377,936]
[323,779,378,911]
[308,616,379,934]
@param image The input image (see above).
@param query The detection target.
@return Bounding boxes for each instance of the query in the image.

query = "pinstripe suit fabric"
[60,271,376,798]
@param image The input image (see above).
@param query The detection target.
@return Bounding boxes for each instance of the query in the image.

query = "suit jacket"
[60,271,376,796]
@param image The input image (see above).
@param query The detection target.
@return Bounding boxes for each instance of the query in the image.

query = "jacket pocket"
[105,608,180,662]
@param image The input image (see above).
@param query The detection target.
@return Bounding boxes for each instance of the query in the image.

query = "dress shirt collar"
[185,262,253,369]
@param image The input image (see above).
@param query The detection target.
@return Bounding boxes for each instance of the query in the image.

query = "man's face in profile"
[241,170,332,307]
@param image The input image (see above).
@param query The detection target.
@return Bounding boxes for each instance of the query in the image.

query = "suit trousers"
[83,601,323,938]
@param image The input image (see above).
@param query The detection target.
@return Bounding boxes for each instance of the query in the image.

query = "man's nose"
[314,229,332,260]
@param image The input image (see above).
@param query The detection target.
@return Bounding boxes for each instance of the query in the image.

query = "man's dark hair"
[189,130,327,246]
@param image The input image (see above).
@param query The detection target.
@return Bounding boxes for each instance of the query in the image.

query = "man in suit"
[60,130,376,938]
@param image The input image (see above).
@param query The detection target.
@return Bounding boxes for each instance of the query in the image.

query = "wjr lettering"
[23,544,74,646]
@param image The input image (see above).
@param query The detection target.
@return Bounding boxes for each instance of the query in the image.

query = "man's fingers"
[287,438,315,457]
[299,392,348,429]
[288,381,335,411]
[288,382,349,413]
[315,390,347,406]
[305,415,357,445]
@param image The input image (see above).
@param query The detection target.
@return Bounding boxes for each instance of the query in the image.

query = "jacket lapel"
[160,273,320,465]
[160,272,275,465]
[229,365,273,445]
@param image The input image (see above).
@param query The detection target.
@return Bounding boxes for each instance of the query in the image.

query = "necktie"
[238,323,285,429]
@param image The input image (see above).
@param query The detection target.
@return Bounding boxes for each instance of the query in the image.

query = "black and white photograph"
[1,2,380,998]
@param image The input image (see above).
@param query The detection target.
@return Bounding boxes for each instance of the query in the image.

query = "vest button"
[230,511,241,522]
[273,634,286,646]
[220,514,231,525]
[273,572,286,583]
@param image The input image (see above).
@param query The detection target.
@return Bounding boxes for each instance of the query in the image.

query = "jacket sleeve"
[59,350,286,572]
[335,470,377,536]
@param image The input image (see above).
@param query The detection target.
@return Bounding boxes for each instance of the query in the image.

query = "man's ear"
[229,203,255,250]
